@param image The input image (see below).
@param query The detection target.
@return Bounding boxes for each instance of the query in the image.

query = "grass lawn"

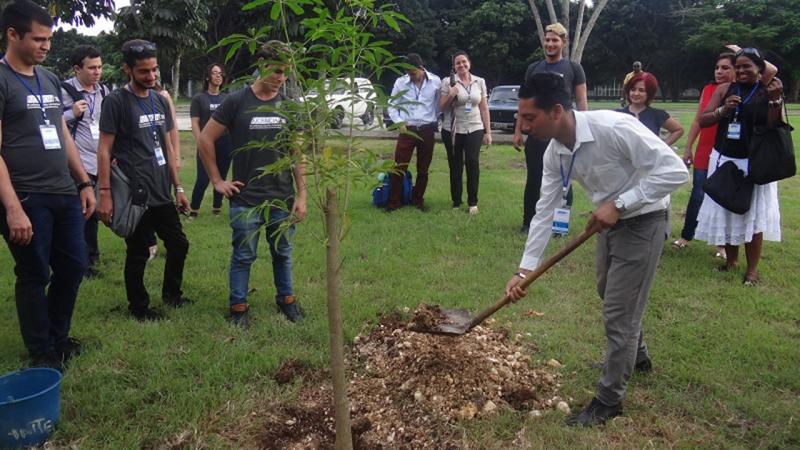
[0,112,798,448]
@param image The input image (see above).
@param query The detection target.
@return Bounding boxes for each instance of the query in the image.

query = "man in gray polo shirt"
[61,45,106,278]
[505,73,688,427]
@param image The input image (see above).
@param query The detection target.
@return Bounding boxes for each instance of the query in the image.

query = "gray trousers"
[595,209,668,406]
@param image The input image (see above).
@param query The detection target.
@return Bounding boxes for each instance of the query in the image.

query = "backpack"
[372,170,412,207]
[61,80,108,137]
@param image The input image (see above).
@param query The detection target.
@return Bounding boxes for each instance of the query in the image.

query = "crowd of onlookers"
[0,0,788,430]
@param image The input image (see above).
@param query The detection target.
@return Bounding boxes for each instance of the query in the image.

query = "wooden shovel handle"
[467,228,597,330]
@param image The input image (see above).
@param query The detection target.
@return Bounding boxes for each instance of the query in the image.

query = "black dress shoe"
[566,397,622,427]
[30,352,65,373]
[56,337,83,363]
[590,357,653,373]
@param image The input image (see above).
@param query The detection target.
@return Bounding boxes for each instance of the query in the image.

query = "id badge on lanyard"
[464,102,473,114]
[727,121,741,140]
[153,140,166,166]
[90,121,101,140]
[552,206,571,236]
[40,124,61,150]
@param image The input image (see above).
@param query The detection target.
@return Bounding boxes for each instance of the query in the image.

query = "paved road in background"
[174,105,798,145]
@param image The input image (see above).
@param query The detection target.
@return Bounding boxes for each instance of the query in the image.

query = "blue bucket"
[0,368,62,448]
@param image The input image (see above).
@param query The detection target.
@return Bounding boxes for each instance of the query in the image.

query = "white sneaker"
[469,206,479,215]
[148,245,158,261]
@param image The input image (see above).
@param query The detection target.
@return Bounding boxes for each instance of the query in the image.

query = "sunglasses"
[736,47,761,59]
[128,42,157,53]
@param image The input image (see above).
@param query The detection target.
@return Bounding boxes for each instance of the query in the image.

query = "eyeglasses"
[128,42,157,53]
[736,47,761,59]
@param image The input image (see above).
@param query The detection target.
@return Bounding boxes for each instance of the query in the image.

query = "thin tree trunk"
[572,0,586,59]
[172,49,182,102]
[325,187,353,450]
[544,0,557,23]
[527,0,546,48]
[561,0,569,58]
[572,0,609,63]
[793,79,799,102]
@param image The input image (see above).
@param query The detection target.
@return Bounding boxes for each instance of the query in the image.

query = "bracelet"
[98,187,111,191]
[515,272,527,280]
[76,180,94,191]
[769,97,783,108]
[175,186,184,193]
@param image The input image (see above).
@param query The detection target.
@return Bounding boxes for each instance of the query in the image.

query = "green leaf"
[270,1,281,20]
[384,14,400,32]
[286,1,304,15]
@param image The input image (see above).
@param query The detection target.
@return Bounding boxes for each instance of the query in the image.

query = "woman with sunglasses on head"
[695,46,783,285]
[188,63,232,218]
[439,51,491,215]
[616,72,684,144]
[672,53,736,257]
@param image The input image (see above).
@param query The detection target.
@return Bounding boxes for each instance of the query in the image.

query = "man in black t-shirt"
[96,40,192,321]
[197,41,307,328]
[513,22,588,234]
[0,0,96,371]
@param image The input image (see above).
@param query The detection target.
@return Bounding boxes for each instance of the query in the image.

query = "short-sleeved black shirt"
[212,87,294,206]
[616,106,670,137]
[99,87,175,206]
[524,58,587,101]
[190,92,227,129]
[715,82,768,159]
[0,63,75,195]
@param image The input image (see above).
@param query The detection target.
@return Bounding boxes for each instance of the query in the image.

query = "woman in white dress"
[695,47,784,285]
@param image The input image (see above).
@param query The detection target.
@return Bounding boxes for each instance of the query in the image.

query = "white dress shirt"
[388,70,441,126]
[520,110,689,270]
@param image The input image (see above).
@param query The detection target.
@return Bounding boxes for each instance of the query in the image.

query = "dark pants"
[442,129,483,207]
[679,168,708,241]
[388,127,435,209]
[523,136,573,228]
[85,174,99,266]
[190,137,232,211]
[124,204,189,312]
[0,193,87,357]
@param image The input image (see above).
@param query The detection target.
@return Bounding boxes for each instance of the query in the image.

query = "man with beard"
[514,23,588,234]
[96,40,192,321]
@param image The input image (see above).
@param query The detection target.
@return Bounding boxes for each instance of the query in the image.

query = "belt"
[406,123,438,132]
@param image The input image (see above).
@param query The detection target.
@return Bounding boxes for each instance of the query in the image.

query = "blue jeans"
[680,169,708,241]
[0,193,87,357]
[229,202,295,307]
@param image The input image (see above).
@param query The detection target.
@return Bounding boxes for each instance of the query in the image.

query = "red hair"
[626,72,659,105]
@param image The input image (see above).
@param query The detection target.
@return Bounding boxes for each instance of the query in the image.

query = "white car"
[305,77,377,128]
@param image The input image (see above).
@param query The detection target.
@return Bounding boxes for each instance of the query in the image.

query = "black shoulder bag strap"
[61,81,84,137]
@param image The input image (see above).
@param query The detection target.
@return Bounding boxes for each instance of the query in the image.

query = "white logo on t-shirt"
[138,113,166,128]
[26,94,60,110]
[210,103,220,111]
[249,116,286,130]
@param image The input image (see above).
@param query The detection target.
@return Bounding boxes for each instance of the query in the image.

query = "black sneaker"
[164,296,194,308]
[276,296,304,323]
[56,337,83,363]
[30,352,65,373]
[566,397,622,427]
[131,308,165,321]
[227,308,249,330]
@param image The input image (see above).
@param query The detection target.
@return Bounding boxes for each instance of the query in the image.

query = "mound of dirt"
[256,306,563,449]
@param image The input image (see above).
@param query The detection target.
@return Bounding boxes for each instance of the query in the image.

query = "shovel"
[417,228,597,336]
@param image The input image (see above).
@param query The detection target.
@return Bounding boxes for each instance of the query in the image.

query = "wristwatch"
[614,197,626,213]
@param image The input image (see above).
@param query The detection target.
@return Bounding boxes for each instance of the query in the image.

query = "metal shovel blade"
[426,308,473,336]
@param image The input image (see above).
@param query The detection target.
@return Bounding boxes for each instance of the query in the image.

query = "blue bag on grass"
[372,171,412,207]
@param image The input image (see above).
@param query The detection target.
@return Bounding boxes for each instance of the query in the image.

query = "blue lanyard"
[559,148,579,198]
[2,58,50,125]
[410,78,425,101]
[458,79,473,96]
[130,85,161,144]
[734,82,759,118]
[85,86,98,121]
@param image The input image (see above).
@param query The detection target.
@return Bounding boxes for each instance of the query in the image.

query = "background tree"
[0,0,114,27]
[115,0,210,100]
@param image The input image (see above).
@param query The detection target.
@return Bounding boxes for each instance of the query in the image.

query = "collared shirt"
[61,77,103,175]
[440,74,487,134]
[388,70,441,126]
[520,110,689,270]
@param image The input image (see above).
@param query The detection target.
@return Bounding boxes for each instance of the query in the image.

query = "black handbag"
[703,160,754,215]
[748,106,795,185]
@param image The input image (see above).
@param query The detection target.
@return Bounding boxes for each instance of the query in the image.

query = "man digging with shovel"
[505,73,688,427]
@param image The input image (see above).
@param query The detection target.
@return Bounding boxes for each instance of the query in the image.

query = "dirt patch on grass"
[253,307,562,449]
